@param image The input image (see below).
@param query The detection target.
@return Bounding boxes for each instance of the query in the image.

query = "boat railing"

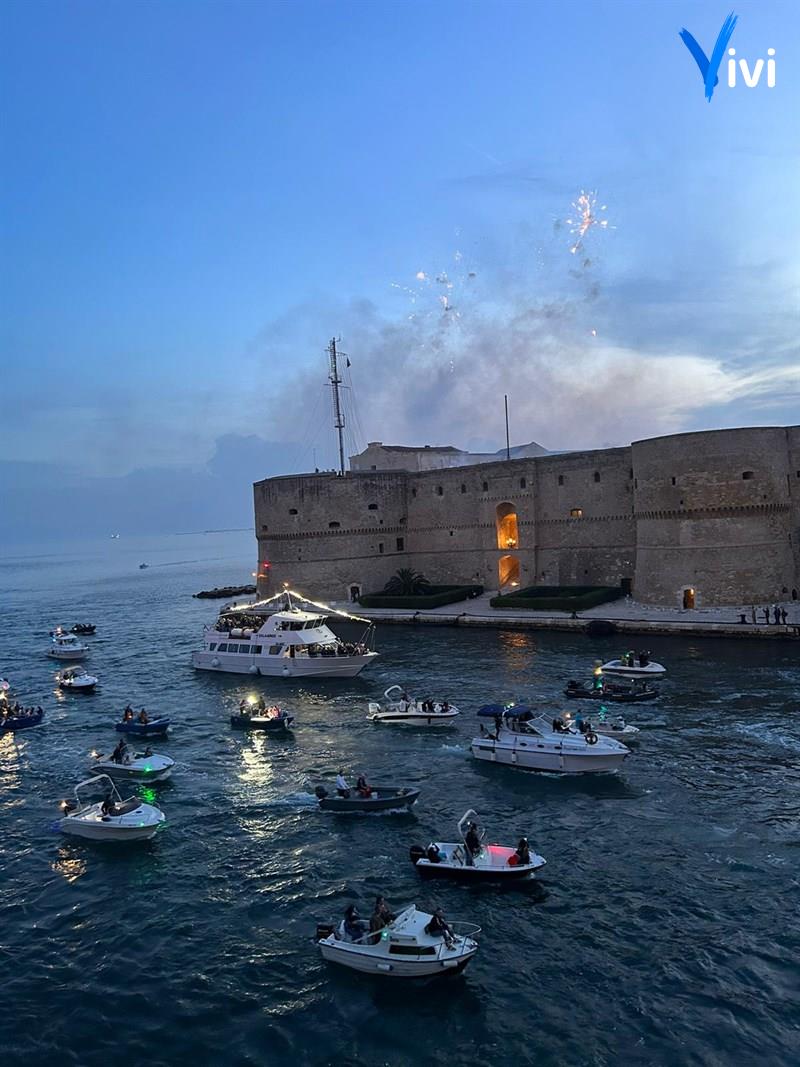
[436,921,482,958]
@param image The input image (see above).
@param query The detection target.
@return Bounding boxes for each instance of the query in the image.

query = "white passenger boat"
[562,709,640,743]
[57,665,98,691]
[47,631,89,660]
[316,904,480,978]
[410,809,546,881]
[470,705,629,774]
[90,745,174,782]
[192,594,378,678]
[59,775,165,841]
[600,654,666,679]
[367,685,459,725]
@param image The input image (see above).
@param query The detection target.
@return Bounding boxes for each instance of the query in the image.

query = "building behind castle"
[253,426,800,608]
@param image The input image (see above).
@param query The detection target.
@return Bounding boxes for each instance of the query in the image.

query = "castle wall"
[255,425,800,606]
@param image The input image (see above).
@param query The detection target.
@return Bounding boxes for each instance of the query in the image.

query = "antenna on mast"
[328,337,346,476]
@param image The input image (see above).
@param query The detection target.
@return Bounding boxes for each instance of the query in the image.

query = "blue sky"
[1,0,798,537]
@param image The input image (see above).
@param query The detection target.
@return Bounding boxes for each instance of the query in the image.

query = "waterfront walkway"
[338,593,800,640]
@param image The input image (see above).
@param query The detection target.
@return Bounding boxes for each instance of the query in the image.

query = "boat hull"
[601,661,666,680]
[230,714,293,731]
[319,940,476,977]
[60,681,97,692]
[0,715,44,733]
[368,712,458,726]
[565,686,657,703]
[60,820,161,842]
[115,719,170,737]
[91,763,173,782]
[47,649,87,660]
[319,788,420,813]
[414,860,539,881]
[192,650,376,678]
[470,739,627,774]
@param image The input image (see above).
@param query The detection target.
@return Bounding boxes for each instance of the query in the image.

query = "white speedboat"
[368,685,459,725]
[562,709,640,743]
[57,665,98,691]
[470,705,629,774]
[47,631,89,660]
[410,809,546,881]
[192,594,378,678]
[90,745,174,782]
[60,775,165,841]
[316,904,480,978]
[600,654,665,679]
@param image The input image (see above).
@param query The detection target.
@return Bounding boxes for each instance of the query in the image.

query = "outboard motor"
[409,844,426,866]
[315,923,335,942]
[314,786,328,800]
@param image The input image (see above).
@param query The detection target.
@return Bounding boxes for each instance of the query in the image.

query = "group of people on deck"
[341,898,457,948]
[121,705,150,724]
[619,650,650,668]
[1,702,42,722]
[335,771,372,798]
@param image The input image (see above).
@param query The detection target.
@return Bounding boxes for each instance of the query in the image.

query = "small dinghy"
[314,783,419,813]
[410,809,546,881]
[367,685,459,726]
[46,631,89,660]
[60,775,165,842]
[91,742,174,782]
[600,652,666,679]
[57,665,99,692]
[116,715,170,738]
[230,699,294,731]
[564,680,658,703]
[316,903,480,977]
[0,707,44,733]
[562,708,640,743]
[70,623,96,635]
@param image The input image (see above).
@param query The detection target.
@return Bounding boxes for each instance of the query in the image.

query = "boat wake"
[734,722,800,754]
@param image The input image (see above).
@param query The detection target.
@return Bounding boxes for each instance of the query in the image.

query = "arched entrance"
[349,584,361,603]
[682,587,695,609]
[498,555,520,588]
[495,502,519,549]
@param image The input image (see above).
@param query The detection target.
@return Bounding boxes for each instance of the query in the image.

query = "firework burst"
[566,190,609,254]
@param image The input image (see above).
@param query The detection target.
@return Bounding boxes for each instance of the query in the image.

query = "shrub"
[359,584,484,609]
[490,585,623,611]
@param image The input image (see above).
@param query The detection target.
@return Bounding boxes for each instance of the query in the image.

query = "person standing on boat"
[342,904,366,942]
[369,896,395,940]
[335,770,351,798]
[464,822,482,866]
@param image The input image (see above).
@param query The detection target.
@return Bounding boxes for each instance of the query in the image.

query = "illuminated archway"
[495,502,519,550]
[682,587,695,609]
[498,554,520,588]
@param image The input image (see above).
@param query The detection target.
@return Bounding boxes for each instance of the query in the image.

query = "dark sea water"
[1,532,799,1066]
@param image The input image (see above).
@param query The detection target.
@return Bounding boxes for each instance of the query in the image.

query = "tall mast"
[504,394,511,461]
[328,337,346,476]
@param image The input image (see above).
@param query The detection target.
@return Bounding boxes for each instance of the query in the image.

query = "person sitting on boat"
[442,699,450,713]
[335,771,351,798]
[111,739,127,764]
[464,822,482,866]
[638,650,649,667]
[138,709,149,724]
[515,838,531,865]
[574,711,584,732]
[614,715,626,730]
[426,843,442,863]
[342,904,366,942]
[369,896,396,940]
[425,908,455,948]
[552,717,569,734]
[101,797,116,817]
[355,774,372,798]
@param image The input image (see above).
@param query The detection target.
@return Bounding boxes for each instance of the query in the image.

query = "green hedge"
[490,584,624,611]
[359,584,484,609]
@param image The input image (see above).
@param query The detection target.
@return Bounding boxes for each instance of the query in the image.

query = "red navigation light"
[261,561,271,570]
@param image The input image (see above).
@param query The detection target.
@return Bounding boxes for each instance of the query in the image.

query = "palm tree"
[382,568,431,596]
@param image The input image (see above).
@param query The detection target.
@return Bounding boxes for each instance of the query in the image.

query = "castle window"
[411,488,417,497]
[461,484,467,493]
[671,477,676,485]
[629,469,633,479]
[570,508,583,518]
[482,481,489,491]
[328,521,340,528]
[368,503,378,510]
[634,479,638,489]
[396,537,404,551]
[558,475,564,486]
[593,472,600,483]
[289,508,298,515]
[742,471,754,480]
[261,524,268,531]
[378,543,384,554]
[520,477,527,489]
[495,503,519,550]
[370,465,377,470]
[436,486,443,496]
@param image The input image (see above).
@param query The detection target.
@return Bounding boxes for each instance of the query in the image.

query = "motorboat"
[46,631,89,660]
[470,705,629,774]
[191,591,378,678]
[367,685,459,726]
[230,703,294,731]
[600,653,666,680]
[410,809,545,881]
[57,666,98,692]
[0,707,44,733]
[564,680,658,703]
[314,783,420,813]
[59,775,165,842]
[90,744,174,782]
[316,904,480,977]
[70,623,96,635]
[562,708,640,743]
[116,715,170,738]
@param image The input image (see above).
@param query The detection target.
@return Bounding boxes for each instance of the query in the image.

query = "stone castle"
[253,425,800,607]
